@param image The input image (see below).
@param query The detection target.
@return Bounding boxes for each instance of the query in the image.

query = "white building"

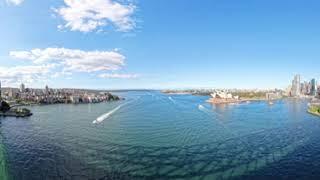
[291,74,301,97]
[211,90,234,99]
[70,96,80,104]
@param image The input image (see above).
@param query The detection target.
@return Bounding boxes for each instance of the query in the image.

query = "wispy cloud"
[99,73,139,79]
[54,0,136,32]
[10,47,125,72]
[6,0,24,6]
[8,47,138,86]
[0,65,54,86]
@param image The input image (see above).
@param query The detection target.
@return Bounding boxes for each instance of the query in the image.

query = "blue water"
[1,91,320,179]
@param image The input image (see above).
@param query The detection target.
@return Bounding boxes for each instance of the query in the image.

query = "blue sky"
[0,0,320,89]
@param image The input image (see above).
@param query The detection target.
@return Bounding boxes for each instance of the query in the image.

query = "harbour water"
[1,91,320,179]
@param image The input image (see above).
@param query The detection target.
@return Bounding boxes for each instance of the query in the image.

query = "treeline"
[232,92,266,98]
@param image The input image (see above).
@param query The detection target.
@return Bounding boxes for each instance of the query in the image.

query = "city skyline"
[0,74,319,91]
[1,0,320,89]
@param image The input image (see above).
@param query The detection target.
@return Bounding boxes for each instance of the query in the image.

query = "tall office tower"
[301,81,308,95]
[45,85,49,95]
[307,81,312,95]
[310,79,317,96]
[291,74,301,97]
[20,83,25,93]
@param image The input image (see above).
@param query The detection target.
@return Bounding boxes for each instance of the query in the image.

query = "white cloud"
[55,0,136,32]
[10,47,125,72]
[0,65,54,86]
[6,0,24,6]
[8,47,138,86]
[99,73,138,79]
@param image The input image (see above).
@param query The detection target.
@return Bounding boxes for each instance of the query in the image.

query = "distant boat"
[268,101,274,105]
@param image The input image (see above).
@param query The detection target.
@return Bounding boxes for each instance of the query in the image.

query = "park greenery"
[308,105,320,116]
[231,91,267,99]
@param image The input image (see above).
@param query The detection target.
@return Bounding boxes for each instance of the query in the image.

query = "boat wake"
[198,104,216,117]
[198,104,208,113]
[198,104,224,118]
[93,103,127,124]
[168,96,176,104]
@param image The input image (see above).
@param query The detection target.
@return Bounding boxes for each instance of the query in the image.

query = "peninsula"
[0,100,32,117]
[308,106,320,116]
[0,83,122,106]
[308,99,320,117]
[163,88,283,104]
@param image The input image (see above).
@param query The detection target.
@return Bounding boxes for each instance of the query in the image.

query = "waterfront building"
[266,92,281,100]
[0,81,118,105]
[291,74,301,97]
[211,90,234,99]
[70,96,80,104]
[284,85,292,96]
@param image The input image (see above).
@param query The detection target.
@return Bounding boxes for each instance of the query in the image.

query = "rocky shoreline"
[0,100,32,117]
[0,93,123,118]
[0,109,32,117]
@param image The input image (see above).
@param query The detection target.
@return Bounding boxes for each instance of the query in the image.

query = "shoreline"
[308,110,320,117]
[163,92,192,95]
[0,112,32,117]
[9,98,125,107]
[1,98,124,118]
[206,98,267,105]
[307,105,320,117]
[0,110,33,118]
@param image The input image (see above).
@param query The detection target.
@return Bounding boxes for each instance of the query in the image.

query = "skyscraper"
[310,79,317,96]
[291,74,301,97]
[301,81,311,95]
[20,83,25,93]
[45,85,49,95]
